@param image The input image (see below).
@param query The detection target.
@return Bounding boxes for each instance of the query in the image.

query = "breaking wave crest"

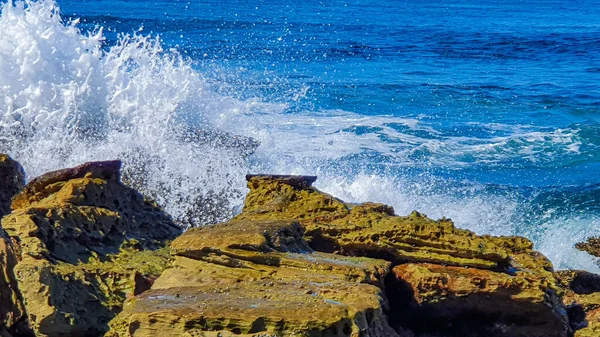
[0,0,258,226]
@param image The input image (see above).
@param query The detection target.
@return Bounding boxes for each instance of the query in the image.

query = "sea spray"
[0,0,252,226]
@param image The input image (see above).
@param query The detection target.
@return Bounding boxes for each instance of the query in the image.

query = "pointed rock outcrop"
[2,160,182,337]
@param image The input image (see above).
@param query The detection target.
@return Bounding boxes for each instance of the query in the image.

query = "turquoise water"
[1,0,599,270]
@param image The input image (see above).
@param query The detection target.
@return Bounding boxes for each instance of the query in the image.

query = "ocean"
[0,0,599,271]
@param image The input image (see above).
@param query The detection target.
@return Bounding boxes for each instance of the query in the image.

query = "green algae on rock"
[107,219,401,337]
[2,160,182,337]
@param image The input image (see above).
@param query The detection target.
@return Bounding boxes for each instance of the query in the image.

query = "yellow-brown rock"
[575,308,600,337]
[556,270,600,336]
[0,154,25,218]
[235,176,541,271]
[233,175,570,337]
[391,263,567,337]
[0,230,29,336]
[2,160,182,337]
[107,219,402,337]
[575,237,600,258]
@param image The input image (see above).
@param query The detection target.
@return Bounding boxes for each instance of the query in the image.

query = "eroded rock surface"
[0,230,29,336]
[391,263,566,337]
[576,237,600,258]
[2,160,182,337]
[107,219,400,337]
[0,154,29,335]
[556,270,600,336]
[232,175,571,337]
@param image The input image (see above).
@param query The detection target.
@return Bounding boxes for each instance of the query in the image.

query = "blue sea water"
[1,0,599,270]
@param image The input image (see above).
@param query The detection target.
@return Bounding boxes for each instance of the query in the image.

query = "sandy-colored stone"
[0,231,29,336]
[232,175,569,337]
[575,308,600,337]
[2,160,182,337]
[107,219,401,337]
[391,263,568,337]
[235,176,544,272]
[556,270,600,335]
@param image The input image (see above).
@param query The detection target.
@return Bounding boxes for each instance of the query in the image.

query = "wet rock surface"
[1,160,182,337]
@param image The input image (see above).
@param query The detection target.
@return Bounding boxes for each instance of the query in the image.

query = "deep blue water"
[3,0,600,269]
[61,0,600,185]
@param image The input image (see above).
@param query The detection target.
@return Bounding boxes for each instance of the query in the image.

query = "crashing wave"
[0,0,257,227]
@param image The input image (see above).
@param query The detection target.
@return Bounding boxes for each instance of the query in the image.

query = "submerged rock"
[2,160,182,337]
[232,174,571,337]
[0,154,25,218]
[107,219,400,337]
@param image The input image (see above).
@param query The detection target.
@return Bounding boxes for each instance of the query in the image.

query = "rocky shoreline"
[0,154,599,336]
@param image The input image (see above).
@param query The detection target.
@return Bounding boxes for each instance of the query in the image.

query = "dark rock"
[0,154,25,218]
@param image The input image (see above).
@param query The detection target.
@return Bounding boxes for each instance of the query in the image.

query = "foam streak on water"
[0,0,599,272]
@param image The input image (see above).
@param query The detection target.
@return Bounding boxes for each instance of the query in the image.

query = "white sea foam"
[0,0,251,226]
[315,173,518,236]
[1,0,598,271]
[536,215,600,272]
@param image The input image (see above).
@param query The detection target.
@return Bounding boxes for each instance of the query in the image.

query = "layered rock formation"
[234,175,570,337]
[108,175,576,337]
[2,159,600,337]
[1,160,182,336]
[107,219,400,337]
